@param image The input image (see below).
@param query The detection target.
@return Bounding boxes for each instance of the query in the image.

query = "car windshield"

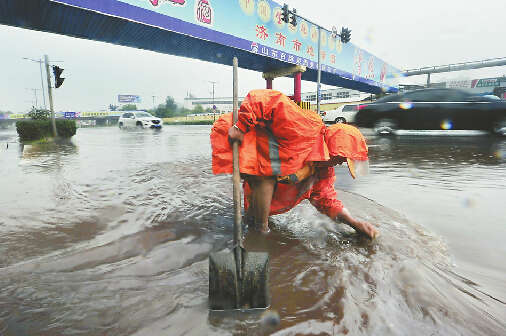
[135,112,153,118]
[343,105,357,112]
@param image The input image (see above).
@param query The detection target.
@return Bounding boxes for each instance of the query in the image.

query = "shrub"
[27,108,50,120]
[16,119,76,141]
[56,119,77,138]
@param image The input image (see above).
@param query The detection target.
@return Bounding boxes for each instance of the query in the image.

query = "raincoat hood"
[325,124,369,179]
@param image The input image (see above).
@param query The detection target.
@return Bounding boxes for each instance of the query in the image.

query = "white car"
[118,111,162,129]
[321,104,359,124]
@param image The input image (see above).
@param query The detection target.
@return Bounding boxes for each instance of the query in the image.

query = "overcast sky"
[1,0,505,113]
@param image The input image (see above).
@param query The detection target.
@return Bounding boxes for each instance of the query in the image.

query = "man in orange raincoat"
[211,89,377,239]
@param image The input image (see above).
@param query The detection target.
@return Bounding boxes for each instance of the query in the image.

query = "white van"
[322,103,359,124]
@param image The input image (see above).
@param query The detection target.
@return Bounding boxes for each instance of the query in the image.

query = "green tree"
[165,96,178,112]
[153,104,171,118]
[27,107,50,120]
[151,96,180,118]
[119,104,138,111]
[193,104,204,114]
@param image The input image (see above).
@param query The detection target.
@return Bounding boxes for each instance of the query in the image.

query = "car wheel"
[136,121,143,128]
[373,119,397,135]
[335,117,346,124]
[492,118,506,136]
[118,122,123,129]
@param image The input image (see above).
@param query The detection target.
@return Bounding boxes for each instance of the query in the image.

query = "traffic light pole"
[286,7,351,115]
[44,54,58,137]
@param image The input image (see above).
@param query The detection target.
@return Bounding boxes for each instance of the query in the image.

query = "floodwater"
[0,126,505,335]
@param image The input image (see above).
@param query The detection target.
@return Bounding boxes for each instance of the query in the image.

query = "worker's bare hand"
[350,220,378,239]
[336,208,379,240]
[228,125,244,144]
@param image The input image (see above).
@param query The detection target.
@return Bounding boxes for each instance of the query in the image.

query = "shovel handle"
[232,57,242,248]
[232,57,243,286]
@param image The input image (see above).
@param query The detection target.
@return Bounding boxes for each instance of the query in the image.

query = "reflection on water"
[0,127,505,335]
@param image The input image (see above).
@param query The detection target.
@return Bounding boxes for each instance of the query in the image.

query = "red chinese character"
[300,24,307,36]
[380,63,387,82]
[321,50,326,61]
[275,33,286,47]
[292,39,302,52]
[275,11,283,25]
[306,46,314,57]
[330,54,336,64]
[256,25,269,40]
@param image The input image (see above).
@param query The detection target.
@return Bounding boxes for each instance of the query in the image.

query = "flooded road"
[0,126,505,335]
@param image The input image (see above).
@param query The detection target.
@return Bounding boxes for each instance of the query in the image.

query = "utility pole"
[152,95,156,109]
[44,54,58,137]
[209,81,217,121]
[22,57,47,109]
[25,88,39,108]
[283,7,352,114]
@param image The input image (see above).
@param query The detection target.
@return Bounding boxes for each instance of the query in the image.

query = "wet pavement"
[0,126,505,335]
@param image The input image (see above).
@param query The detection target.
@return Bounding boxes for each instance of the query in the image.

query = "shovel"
[208,57,270,310]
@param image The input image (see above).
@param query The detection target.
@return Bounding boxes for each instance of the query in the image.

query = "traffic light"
[290,8,297,26]
[340,27,351,43]
[281,4,289,23]
[52,65,65,88]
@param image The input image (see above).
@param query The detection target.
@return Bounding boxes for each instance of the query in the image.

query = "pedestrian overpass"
[0,0,403,96]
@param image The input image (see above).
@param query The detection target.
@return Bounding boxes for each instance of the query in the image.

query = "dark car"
[354,88,506,135]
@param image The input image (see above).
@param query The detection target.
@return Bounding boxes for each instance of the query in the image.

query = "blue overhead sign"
[51,0,403,90]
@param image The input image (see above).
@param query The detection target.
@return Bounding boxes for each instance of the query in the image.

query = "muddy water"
[0,126,505,335]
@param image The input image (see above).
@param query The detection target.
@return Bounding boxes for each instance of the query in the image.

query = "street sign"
[213,105,217,110]
[64,112,76,119]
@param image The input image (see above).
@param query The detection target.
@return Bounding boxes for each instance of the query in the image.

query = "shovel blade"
[209,251,270,310]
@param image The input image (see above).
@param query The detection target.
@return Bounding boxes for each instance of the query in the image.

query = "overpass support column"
[263,65,306,101]
[427,73,431,87]
[294,72,302,103]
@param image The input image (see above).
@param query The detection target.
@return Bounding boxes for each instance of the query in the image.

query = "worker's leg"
[245,175,276,233]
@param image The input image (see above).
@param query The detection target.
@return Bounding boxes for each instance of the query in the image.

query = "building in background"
[183,88,370,113]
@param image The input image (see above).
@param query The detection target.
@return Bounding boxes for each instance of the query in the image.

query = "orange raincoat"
[211,89,329,176]
[243,165,344,218]
[210,89,368,219]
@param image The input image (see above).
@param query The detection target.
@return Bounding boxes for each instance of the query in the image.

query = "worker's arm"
[228,90,276,143]
[309,167,378,239]
[228,124,245,143]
